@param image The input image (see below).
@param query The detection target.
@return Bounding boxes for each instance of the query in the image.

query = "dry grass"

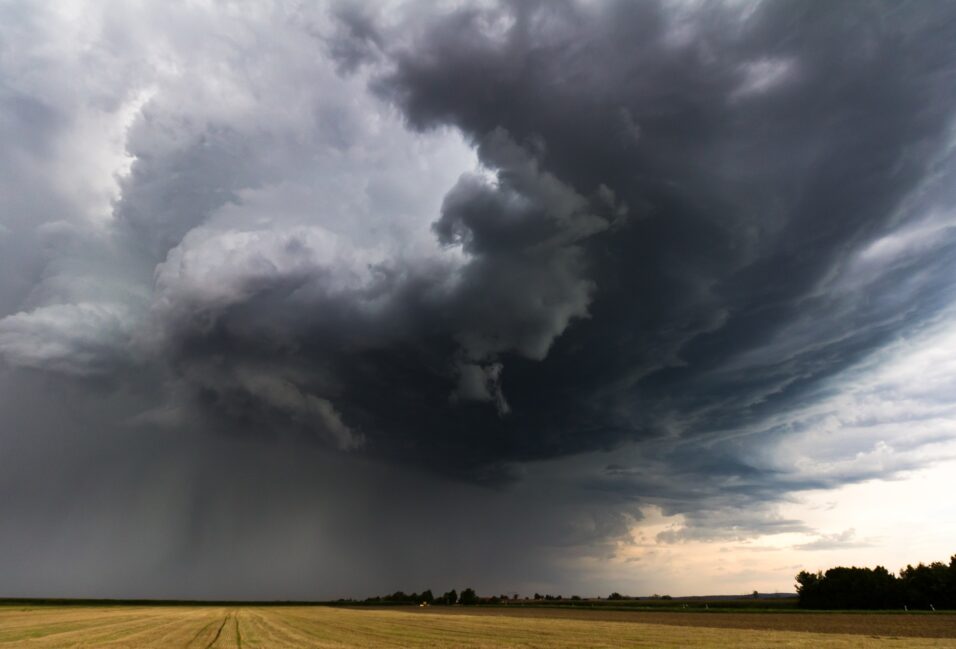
[1,605,955,648]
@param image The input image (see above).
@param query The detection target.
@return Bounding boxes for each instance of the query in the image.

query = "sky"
[1,0,956,600]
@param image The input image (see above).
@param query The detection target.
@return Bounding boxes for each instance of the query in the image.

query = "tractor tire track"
[203,615,229,649]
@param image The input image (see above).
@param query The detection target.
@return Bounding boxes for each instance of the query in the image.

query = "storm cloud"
[2,0,956,598]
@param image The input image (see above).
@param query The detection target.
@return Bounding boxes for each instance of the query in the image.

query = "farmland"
[1,604,955,648]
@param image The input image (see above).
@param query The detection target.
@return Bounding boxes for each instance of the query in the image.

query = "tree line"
[350,590,671,606]
[357,588,505,606]
[796,554,956,609]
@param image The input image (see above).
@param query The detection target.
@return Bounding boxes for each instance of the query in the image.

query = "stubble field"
[1,604,954,648]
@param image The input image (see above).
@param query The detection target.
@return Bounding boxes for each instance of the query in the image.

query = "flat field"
[1,604,955,648]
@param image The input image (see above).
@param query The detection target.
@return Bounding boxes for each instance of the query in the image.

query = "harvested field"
[404,605,956,639]
[1,605,955,648]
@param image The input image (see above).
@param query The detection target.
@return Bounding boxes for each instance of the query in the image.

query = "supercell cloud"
[2,0,956,598]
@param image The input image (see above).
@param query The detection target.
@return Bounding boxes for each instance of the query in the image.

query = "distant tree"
[570,595,581,601]
[795,571,821,606]
[441,589,458,605]
[459,588,479,605]
[533,592,543,600]
[900,559,956,609]
[608,592,624,600]
[420,589,434,604]
[752,590,759,599]
[797,565,903,609]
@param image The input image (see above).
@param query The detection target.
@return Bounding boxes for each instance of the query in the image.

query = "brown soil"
[392,606,956,639]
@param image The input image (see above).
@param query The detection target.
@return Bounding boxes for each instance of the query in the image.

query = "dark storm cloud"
[137,0,956,488]
[10,0,956,487]
[3,0,956,598]
[144,123,623,473]
[359,0,956,464]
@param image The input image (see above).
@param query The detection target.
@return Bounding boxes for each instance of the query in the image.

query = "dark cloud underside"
[303,0,956,473]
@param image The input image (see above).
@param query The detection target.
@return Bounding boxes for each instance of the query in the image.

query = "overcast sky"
[2,0,956,600]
